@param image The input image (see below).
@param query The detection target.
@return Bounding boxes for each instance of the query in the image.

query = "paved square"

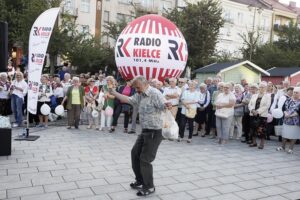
[0,125,300,200]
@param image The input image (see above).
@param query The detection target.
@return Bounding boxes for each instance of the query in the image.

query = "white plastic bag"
[162,110,179,140]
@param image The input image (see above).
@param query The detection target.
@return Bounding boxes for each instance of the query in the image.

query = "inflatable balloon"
[115,14,188,81]
[92,110,99,118]
[105,106,113,117]
[40,104,51,115]
[55,105,64,116]
[267,113,273,123]
[272,108,283,119]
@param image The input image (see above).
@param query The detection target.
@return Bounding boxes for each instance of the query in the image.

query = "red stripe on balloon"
[174,69,180,77]
[152,67,157,79]
[132,66,138,76]
[169,69,175,77]
[146,67,150,80]
[148,20,152,34]
[178,42,184,61]
[135,23,141,33]
[127,66,134,80]
[141,20,147,33]
[139,67,143,76]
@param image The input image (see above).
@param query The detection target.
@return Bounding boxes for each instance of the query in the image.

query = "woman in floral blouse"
[276,87,300,154]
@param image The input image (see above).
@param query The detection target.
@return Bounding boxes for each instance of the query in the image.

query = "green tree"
[239,31,261,61]
[166,0,224,68]
[250,22,300,68]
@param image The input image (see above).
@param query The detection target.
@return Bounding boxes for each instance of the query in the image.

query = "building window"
[118,0,131,4]
[64,0,75,14]
[81,0,90,13]
[224,9,233,23]
[104,11,110,24]
[237,12,243,25]
[161,0,172,13]
[81,25,89,34]
[141,0,154,8]
[117,13,134,23]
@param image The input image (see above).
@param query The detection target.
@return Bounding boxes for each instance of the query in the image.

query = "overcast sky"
[279,0,300,6]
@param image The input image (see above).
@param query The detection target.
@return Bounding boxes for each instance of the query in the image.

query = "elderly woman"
[248,82,271,149]
[10,72,28,127]
[61,77,85,129]
[210,82,224,138]
[111,80,134,133]
[241,83,258,143]
[215,82,236,144]
[85,78,99,130]
[100,76,115,131]
[37,75,53,128]
[0,72,11,116]
[276,87,300,154]
[178,80,200,143]
[229,84,244,140]
[163,78,181,118]
[195,83,210,137]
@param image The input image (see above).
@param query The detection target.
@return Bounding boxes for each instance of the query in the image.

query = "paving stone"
[108,190,139,200]
[257,177,285,186]
[155,177,178,186]
[258,196,289,200]
[21,192,60,200]
[167,182,198,192]
[282,191,300,200]
[8,167,38,175]
[279,182,300,192]
[76,178,108,188]
[58,188,94,199]
[0,175,20,183]
[187,188,220,199]
[160,191,194,200]
[32,176,64,186]
[63,173,94,182]
[258,185,290,196]
[208,193,242,200]
[0,180,32,190]
[91,184,125,195]
[74,194,111,200]
[20,171,52,180]
[44,182,78,192]
[235,180,266,190]
[0,190,6,199]
[212,184,244,194]
[51,168,81,177]
[104,175,132,184]
[235,189,269,200]
[216,175,243,184]
[7,186,44,198]
[193,179,222,188]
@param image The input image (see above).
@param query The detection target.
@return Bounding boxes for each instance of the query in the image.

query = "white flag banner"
[27,7,60,114]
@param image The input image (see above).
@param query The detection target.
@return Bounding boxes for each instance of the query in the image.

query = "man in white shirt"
[163,78,182,117]
[10,72,28,127]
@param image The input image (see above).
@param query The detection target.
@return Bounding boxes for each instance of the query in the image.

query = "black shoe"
[130,181,143,189]
[75,126,79,129]
[109,128,115,133]
[246,141,252,144]
[136,187,155,196]
[241,140,247,143]
[128,130,136,134]
[192,133,198,136]
[249,143,257,147]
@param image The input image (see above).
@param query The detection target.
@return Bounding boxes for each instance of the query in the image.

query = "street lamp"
[248,4,263,61]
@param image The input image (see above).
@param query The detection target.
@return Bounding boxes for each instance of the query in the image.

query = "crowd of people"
[1,69,300,153]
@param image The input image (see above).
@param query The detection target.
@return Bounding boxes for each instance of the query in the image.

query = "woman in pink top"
[110,80,135,133]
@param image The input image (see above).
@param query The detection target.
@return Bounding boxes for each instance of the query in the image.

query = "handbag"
[185,107,197,118]
[162,110,179,140]
[215,108,231,119]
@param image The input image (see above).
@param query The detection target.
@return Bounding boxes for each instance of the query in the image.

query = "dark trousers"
[131,129,163,189]
[179,115,194,139]
[112,104,130,128]
[205,104,213,134]
[242,113,251,141]
[67,104,81,127]
[176,107,182,125]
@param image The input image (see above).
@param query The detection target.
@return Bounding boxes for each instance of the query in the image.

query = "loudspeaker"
[0,21,8,72]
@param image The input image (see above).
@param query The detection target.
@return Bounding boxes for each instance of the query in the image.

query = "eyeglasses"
[179,82,184,84]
